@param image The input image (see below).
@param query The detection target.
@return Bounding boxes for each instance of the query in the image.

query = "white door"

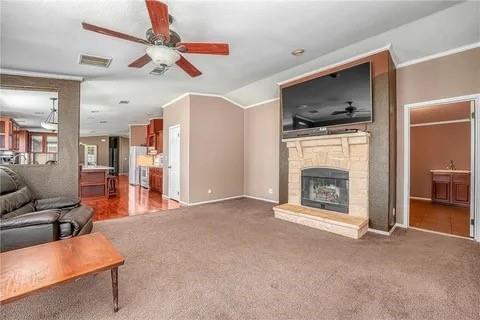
[168,125,180,201]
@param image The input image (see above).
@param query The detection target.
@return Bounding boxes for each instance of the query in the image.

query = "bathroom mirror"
[0,88,59,165]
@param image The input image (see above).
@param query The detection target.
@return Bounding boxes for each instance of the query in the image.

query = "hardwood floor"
[409,199,470,237]
[81,175,180,221]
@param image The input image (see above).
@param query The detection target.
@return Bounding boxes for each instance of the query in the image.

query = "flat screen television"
[281,62,372,137]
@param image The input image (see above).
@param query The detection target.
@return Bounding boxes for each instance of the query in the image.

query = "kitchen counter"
[82,165,114,171]
[430,169,470,174]
[80,166,113,198]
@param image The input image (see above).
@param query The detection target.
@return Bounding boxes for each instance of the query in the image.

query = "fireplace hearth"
[302,168,349,213]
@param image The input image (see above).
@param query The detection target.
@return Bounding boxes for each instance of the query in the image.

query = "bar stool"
[107,175,119,198]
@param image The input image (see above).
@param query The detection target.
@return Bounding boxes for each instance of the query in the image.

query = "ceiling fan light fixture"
[146,46,180,67]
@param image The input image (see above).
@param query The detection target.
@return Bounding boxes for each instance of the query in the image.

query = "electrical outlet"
[392,208,396,217]
[268,188,273,194]
[207,189,212,194]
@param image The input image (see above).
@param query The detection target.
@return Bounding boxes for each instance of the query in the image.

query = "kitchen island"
[80,166,114,198]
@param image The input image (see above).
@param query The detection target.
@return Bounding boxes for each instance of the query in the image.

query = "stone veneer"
[285,132,370,219]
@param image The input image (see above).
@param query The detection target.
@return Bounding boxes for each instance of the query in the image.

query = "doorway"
[168,125,180,201]
[404,95,479,240]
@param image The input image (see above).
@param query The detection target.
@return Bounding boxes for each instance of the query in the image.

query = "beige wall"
[396,48,480,224]
[163,95,190,204]
[79,136,109,166]
[189,95,244,203]
[244,100,280,202]
[129,125,147,146]
[119,137,129,174]
[411,122,470,199]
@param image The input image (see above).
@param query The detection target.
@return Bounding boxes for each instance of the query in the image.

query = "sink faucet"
[446,160,456,170]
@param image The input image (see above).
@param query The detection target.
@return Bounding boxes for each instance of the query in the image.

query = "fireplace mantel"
[274,131,370,239]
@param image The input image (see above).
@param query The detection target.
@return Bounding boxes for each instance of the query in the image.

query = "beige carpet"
[2,198,479,320]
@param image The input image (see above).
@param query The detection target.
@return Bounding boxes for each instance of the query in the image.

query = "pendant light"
[40,97,58,131]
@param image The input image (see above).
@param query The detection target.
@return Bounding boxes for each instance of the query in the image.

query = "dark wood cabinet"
[16,130,29,152]
[0,117,13,150]
[155,130,163,153]
[431,171,470,207]
[146,119,163,153]
[149,167,163,193]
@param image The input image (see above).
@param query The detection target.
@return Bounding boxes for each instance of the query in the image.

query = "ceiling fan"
[331,101,370,118]
[81,0,229,77]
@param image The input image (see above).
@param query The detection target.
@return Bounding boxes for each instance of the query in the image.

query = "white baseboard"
[186,195,245,206]
[395,223,407,229]
[243,194,279,204]
[410,197,432,201]
[368,223,406,236]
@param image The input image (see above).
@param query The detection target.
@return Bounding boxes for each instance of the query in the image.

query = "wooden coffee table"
[0,233,124,312]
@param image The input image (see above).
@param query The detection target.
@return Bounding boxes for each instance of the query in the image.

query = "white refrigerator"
[129,146,147,185]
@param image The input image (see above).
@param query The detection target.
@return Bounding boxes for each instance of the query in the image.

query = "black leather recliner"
[0,166,93,252]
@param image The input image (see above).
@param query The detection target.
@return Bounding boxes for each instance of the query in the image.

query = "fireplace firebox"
[301,168,349,213]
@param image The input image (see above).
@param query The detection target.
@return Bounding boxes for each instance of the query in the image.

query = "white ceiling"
[0,0,459,136]
[0,89,58,131]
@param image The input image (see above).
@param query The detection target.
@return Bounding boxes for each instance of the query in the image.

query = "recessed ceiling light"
[291,48,305,56]
[119,100,130,105]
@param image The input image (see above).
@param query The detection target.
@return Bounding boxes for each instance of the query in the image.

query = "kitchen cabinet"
[16,130,30,152]
[0,117,13,150]
[149,167,163,193]
[30,132,57,153]
[155,130,163,153]
[147,119,164,153]
[431,170,470,207]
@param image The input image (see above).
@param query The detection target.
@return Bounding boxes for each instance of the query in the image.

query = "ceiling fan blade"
[82,22,149,45]
[129,54,152,68]
[331,111,348,115]
[145,0,170,42]
[176,55,202,77]
[176,43,229,55]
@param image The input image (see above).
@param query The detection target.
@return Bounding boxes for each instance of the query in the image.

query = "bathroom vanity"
[430,170,470,207]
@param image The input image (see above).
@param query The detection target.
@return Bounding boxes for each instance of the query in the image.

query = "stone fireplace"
[274,132,370,239]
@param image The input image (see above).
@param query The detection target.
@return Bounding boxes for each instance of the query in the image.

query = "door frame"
[84,144,97,166]
[168,124,180,201]
[403,94,480,241]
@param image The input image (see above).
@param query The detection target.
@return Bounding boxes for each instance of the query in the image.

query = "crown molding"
[397,42,480,69]
[161,92,245,109]
[277,44,393,86]
[0,68,84,81]
[244,98,280,109]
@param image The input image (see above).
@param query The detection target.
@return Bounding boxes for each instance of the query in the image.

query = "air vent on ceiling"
[78,54,112,68]
[119,100,130,105]
[150,66,168,76]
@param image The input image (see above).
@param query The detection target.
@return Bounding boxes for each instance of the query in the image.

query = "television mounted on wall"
[281,62,372,138]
